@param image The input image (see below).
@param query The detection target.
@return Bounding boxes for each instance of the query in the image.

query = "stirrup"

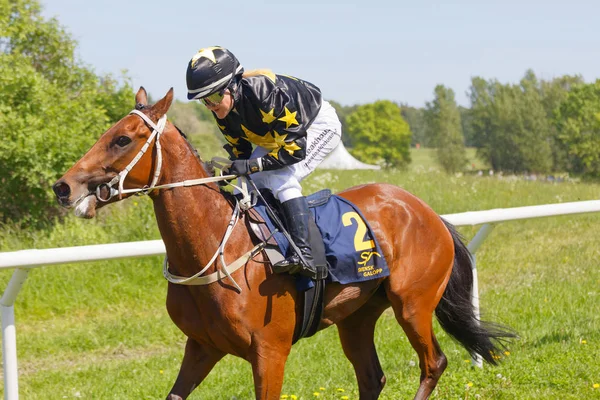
[273,256,317,279]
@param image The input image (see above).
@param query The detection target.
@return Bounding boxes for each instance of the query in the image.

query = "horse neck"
[150,124,237,277]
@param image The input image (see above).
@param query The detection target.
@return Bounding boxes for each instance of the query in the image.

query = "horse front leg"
[249,342,291,400]
[167,337,225,400]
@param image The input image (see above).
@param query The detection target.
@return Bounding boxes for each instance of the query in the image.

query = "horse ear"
[150,88,174,119]
[135,87,148,106]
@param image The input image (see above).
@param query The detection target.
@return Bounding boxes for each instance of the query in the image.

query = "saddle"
[245,189,330,343]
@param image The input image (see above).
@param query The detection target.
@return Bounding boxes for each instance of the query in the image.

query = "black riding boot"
[272,197,317,279]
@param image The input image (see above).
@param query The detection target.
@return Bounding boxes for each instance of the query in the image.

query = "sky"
[41,0,600,107]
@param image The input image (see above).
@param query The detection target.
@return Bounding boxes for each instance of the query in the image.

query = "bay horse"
[52,87,514,400]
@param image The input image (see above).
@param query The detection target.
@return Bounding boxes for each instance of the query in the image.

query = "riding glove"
[229,159,263,176]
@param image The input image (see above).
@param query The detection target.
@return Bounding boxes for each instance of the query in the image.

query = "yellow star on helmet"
[260,108,277,124]
[191,46,222,67]
[278,107,299,129]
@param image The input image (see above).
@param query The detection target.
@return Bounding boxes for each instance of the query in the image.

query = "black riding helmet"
[186,46,244,101]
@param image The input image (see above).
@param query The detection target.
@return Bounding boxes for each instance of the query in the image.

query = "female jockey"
[185,46,342,279]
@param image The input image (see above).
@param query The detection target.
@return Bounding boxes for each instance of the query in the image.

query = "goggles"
[201,88,227,107]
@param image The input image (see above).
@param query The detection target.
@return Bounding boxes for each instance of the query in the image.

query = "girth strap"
[294,220,328,342]
[294,269,327,343]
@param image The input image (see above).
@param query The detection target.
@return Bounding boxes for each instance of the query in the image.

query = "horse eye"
[115,136,132,147]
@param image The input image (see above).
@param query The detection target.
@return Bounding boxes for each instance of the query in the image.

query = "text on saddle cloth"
[253,189,390,285]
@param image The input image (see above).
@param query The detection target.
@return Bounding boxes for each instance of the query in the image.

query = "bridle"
[95,109,234,202]
[93,108,262,292]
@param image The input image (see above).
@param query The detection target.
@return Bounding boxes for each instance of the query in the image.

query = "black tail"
[435,219,517,365]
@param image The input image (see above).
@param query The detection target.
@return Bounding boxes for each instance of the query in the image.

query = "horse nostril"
[53,181,71,198]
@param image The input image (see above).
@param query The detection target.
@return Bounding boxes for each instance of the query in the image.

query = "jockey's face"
[202,89,234,119]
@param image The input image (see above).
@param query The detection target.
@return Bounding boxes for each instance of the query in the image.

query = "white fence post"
[1,268,30,400]
[466,223,495,368]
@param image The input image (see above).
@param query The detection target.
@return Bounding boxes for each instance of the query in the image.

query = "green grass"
[409,147,489,172]
[1,165,600,398]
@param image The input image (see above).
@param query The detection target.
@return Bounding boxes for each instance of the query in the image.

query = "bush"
[0,0,133,226]
[346,100,412,168]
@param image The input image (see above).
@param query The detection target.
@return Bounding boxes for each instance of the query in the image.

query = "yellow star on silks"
[217,123,226,131]
[244,69,277,83]
[223,134,239,145]
[278,107,299,129]
[258,70,277,83]
[268,139,301,160]
[268,148,280,159]
[283,141,301,156]
[268,130,289,160]
[270,130,288,148]
[191,46,221,67]
[232,147,244,158]
[260,108,277,124]
[280,74,299,81]
[241,124,277,149]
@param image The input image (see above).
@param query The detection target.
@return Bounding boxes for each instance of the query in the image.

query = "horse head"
[52,87,174,218]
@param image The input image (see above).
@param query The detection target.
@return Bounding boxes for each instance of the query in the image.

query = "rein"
[96,109,260,292]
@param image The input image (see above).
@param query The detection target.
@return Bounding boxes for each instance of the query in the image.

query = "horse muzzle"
[52,180,73,207]
[52,179,100,218]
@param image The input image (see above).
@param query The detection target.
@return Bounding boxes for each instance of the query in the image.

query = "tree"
[345,101,411,168]
[468,72,552,173]
[539,75,583,171]
[459,106,477,147]
[517,71,553,173]
[554,80,600,177]
[400,105,428,147]
[424,85,467,173]
[0,0,133,226]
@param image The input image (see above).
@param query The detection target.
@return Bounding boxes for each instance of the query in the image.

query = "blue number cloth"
[253,190,390,286]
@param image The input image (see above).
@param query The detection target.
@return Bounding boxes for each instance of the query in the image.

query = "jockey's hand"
[229,159,262,176]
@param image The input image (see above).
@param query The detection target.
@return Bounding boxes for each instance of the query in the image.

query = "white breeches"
[249,100,342,202]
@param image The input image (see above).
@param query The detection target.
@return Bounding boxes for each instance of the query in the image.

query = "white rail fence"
[2,200,600,399]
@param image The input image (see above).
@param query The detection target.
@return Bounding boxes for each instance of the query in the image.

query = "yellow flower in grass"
[291,396,297,400]
[280,396,288,399]
[313,393,320,397]
[319,387,326,391]
[464,359,471,363]
[467,382,474,387]
[592,383,599,389]
[504,351,511,356]
[581,339,587,344]
[341,397,349,400]
[336,388,345,392]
